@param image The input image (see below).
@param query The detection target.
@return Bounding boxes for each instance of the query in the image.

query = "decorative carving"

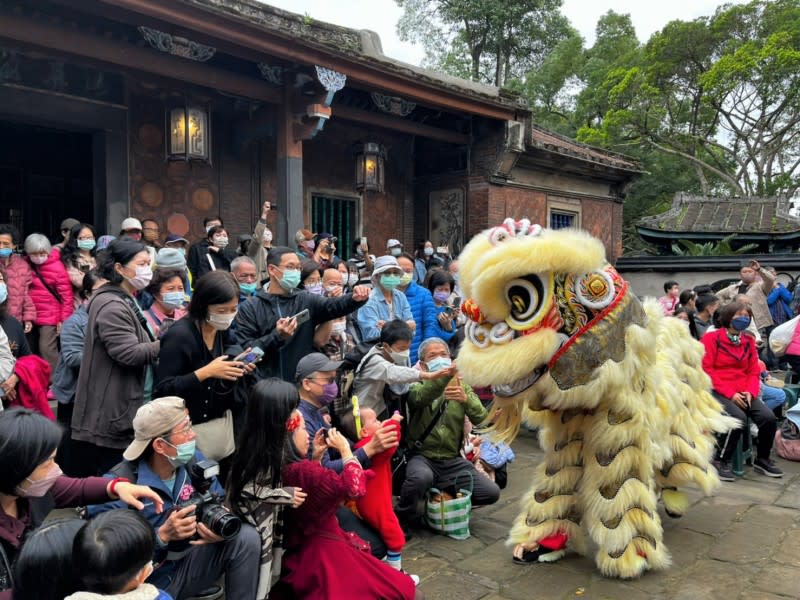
[138,26,216,62]
[314,66,346,93]
[44,62,67,92]
[0,49,20,83]
[257,63,284,86]
[429,188,465,255]
[370,92,416,117]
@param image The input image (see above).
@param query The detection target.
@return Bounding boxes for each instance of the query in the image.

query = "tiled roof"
[529,125,640,172]
[638,193,800,234]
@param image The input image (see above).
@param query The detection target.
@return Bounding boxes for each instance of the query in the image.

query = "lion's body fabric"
[455,219,734,579]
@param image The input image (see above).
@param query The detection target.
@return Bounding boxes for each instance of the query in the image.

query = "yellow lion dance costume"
[456,218,735,579]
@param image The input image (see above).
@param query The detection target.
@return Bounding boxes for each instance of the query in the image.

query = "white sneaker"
[409,574,420,586]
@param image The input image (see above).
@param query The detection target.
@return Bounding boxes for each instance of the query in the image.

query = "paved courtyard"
[406,428,800,600]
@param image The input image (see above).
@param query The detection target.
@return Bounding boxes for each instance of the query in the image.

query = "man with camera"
[89,397,260,600]
[313,232,338,269]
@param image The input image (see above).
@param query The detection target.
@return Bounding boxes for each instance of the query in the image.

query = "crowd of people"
[0,202,508,600]
[657,260,795,482]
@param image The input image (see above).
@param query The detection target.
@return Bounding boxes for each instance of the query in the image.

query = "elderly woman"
[701,301,782,482]
[24,234,73,373]
[70,239,160,477]
[356,256,415,342]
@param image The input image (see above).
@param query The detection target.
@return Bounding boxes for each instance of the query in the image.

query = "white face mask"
[213,236,229,249]
[207,311,236,330]
[30,254,48,265]
[331,320,347,334]
[389,347,410,366]
[347,274,359,287]
[124,265,153,290]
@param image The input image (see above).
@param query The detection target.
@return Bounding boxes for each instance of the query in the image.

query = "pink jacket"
[0,255,36,323]
[26,251,73,325]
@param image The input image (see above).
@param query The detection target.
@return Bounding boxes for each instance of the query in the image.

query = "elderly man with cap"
[56,217,80,249]
[294,228,315,260]
[357,255,415,341]
[386,238,403,258]
[90,396,260,600]
[295,352,400,559]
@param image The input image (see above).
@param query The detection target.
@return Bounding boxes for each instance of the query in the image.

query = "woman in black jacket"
[154,271,253,468]
[193,225,238,279]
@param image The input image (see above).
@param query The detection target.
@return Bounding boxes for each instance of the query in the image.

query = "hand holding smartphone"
[293,309,311,326]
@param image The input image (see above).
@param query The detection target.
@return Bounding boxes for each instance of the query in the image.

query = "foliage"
[671,234,760,256]
[395,0,573,86]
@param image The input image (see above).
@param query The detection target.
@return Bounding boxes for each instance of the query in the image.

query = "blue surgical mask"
[239,282,257,295]
[731,316,751,331]
[426,356,452,372]
[279,268,301,291]
[162,439,196,468]
[0,248,13,258]
[424,247,434,256]
[0,283,7,305]
[77,239,96,251]
[161,291,185,310]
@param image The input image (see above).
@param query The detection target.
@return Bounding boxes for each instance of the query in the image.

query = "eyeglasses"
[308,376,336,384]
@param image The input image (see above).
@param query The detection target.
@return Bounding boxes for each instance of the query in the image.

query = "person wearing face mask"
[187,216,223,282]
[89,397,260,600]
[348,237,375,285]
[246,202,274,287]
[156,271,254,466]
[413,240,444,285]
[318,267,359,361]
[71,239,161,478]
[0,407,165,600]
[294,229,316,260]
[386,239,404,259]
[231,255,259,303]
[702,301,783,481]
[51,271,106,476]
[193,225,237,280]
[717,259,775,334]
[59,222,98,309]
[143,268,187,339]
[236,247,370,382]
[0,225,35,336]
[395,253,439,365]
[23,233,73,374]
[357,256,415,342]
[395,337,500,532]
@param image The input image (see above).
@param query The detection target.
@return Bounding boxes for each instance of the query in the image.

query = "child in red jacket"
[354,409,406,570]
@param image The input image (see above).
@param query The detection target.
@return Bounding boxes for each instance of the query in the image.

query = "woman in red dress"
[280,416,421,600]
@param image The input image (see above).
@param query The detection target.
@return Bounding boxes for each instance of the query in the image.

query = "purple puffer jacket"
[0,254,36,323]
[26,249,74,325]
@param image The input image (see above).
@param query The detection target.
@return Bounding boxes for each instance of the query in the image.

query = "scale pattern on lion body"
[455,218,735,578]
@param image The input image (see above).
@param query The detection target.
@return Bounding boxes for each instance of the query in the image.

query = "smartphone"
[232,347,264,365]
[293,308,311,325]
[448,293,461,308]
[437,246,448,254]
[360,237,367,247]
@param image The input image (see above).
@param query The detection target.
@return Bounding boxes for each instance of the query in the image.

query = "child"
[354,408,407,571]
[67,509,172,599]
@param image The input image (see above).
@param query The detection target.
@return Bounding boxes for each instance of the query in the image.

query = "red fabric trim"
[539,532,568,550]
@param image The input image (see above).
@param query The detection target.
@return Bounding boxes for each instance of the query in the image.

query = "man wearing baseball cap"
[119,217,144,242]
[56,217,80,248]
[89,397,260,600]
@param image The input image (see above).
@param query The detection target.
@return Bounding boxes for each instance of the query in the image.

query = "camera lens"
[202,504,242,539]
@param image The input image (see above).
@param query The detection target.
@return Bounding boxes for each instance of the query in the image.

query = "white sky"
[262,0,744,66]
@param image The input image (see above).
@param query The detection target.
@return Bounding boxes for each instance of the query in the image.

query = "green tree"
[395,0,573,87]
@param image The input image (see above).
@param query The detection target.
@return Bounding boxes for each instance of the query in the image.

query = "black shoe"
[712,459,735,482]
[753,457,783,478]
[512,546,566,565]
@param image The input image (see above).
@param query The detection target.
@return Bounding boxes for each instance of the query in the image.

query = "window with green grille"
[311,193,358,261]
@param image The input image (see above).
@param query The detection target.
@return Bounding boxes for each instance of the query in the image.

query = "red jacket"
[701,328,760,399]
[26,250,73,325]
[0,254,36,323]
[10,354,54,419]
[354,420,405,552]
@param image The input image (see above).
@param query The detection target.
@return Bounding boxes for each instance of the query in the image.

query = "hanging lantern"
[354,142,385,193]
[166,102,211,163]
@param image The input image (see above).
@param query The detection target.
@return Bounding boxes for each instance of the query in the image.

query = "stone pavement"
[405,428,800,600]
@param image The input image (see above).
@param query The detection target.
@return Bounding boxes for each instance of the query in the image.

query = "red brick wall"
[581,197,621,261]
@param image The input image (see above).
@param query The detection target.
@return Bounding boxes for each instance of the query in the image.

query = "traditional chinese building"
[0,0,639,260]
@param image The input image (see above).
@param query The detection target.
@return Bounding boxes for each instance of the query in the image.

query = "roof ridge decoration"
[138,26,216,62]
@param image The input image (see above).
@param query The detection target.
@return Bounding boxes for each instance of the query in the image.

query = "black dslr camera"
[176,459,241,540]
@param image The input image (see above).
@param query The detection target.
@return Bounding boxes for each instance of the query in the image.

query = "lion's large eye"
[488,227,512,246]
[504,275,547,330]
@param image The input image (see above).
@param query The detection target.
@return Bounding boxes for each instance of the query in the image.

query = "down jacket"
[26,250,73,325]
[0,255,36,323]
